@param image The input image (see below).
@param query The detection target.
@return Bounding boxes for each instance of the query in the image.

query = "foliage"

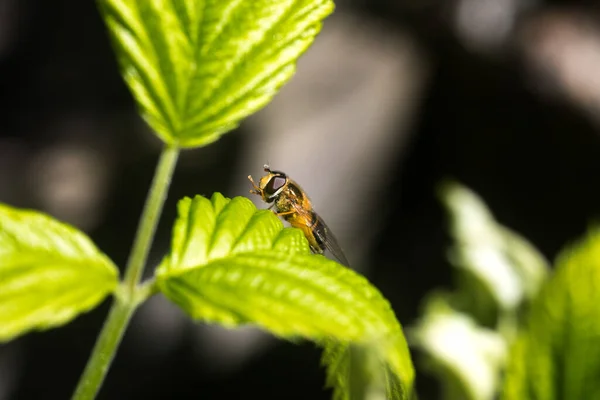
[502,229,600,400]
[410,182,550,400]
[157,194,415,399]
[0,1,416,398]
[412,181,600,400]
[22,0,600,398]
[0,204,118,342]
[98,0,334,147]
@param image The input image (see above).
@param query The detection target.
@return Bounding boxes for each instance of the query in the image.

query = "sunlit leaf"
[99,0,334,147]
[502,229,600,400]
[0,204,119,342]
[156,193,310,275]
[157,194,415,398]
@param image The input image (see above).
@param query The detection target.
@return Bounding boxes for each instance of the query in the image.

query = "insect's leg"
[274,210,296,217]
[309,244,323,254]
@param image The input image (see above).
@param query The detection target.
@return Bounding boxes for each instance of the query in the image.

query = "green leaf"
[409,181,550,400]
[410,293,507,400]
[323,341,406,400]
[157,193,310,275]
[99,0,334,148]
[502,228,600,400]
[0,204,119,342]
[157,194,415,399]
[439,181,549,320]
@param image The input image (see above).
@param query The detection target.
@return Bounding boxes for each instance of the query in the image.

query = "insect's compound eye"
[265,175,287,196]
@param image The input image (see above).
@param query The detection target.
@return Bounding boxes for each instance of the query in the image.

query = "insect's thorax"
[274,181,311,213]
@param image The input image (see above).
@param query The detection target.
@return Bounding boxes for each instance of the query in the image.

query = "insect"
[248,164,349,266]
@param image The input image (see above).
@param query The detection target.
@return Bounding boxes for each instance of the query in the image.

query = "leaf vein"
[186,0,301,126]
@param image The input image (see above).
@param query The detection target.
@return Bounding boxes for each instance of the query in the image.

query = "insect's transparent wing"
[312,214,350,266]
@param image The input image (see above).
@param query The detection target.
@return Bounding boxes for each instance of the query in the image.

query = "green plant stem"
[123,145,180,295]
[71,296,134,400]
[72,145,180,400]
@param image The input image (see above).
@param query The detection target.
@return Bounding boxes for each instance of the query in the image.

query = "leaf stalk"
[72,144,180,400]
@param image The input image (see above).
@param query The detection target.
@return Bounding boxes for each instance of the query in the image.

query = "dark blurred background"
[1,0,600,399]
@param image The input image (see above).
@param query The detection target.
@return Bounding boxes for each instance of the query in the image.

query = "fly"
[248,164,349,266]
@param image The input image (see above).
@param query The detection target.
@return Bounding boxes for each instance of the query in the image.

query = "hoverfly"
[248,165,349,266]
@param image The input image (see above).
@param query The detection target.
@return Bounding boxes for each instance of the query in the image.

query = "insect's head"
[248,164,289,203]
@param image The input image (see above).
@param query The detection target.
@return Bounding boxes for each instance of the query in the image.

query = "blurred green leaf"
[99,0,334,148]
[439,181,549,317]
[502,229,600,400]
[410,181,550,400]
[0,204,118,342]
[410,293,507,400]
[323,341,406,400]
[497,226,548,301]
[157,194,414,398]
